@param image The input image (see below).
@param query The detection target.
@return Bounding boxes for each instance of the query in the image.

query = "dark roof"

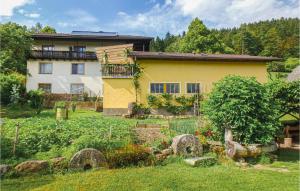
[32,33,153,41]
[130,51,281,62]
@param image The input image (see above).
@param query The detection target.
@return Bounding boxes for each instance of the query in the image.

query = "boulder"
[0,164,11,176]
[69,148,107,170]
[171,134,203,157]
[50,157,66,169]
[161,148,173,156]
[184,157,217,167]
[15,160,49,173]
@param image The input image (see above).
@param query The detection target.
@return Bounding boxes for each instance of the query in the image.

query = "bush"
[54,101,68,109]
[106,144,153,168]
[27,89,45,114]
[204,75,280,144]
[0,72,26,105]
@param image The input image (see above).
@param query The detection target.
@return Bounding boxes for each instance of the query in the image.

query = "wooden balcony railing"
[30,50,97,60]
[101,64,135,78]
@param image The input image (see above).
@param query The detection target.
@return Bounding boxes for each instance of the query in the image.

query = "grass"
[1,106,299,191]
[2,159,299,191]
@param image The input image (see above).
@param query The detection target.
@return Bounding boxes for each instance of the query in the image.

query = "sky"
[0,0,299,37]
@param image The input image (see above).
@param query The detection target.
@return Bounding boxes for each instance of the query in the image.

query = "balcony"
[30,50,97,60]
[101,64,135,78]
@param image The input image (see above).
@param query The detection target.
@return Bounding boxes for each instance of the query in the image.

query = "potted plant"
[54,101,68,120]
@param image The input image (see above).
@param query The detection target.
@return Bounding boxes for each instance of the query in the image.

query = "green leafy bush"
[132,103,150,116]
[204,75,280,144]
[27,89,45,114]
[147,94,200,115]
[54,101,68,109]
[0,72,26,105]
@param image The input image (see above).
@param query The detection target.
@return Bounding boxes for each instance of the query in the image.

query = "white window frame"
[149,82,181,94]
[71,63,85,75]
[39,63,53,74]
[70,83,84,94]
[185,82,201,94]
[38,83,52,93]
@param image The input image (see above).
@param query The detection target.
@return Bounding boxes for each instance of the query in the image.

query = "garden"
[0,75,299,191]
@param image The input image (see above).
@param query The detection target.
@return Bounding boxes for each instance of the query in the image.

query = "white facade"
[26,60,103,96]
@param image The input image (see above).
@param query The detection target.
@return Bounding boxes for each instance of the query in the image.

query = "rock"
[69,148,107,170]
[161,148,173,156]
[155,154,167,161]
[171,134,203,157]
[15,160,49,173]
[184,157,217,167]
[50,157,66,169]
[0,165,11,176]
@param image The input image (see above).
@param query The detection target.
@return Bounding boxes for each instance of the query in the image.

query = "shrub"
[54,101,68,109]
[10,84,21,105]
[106,144,153,168]
[132,103,150,116]
[0,72,26,105]
[204,75,280,144]
[27,89,45,114]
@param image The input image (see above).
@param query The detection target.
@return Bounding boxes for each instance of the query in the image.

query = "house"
[96,44,280,115]
[26,31,152,97]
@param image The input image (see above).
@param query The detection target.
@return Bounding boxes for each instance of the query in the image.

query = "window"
[166,83,179,94]
[73,46,86,52]
[70,84,84,94]
[39,63,52,74]
[150,83,164,93]
[42,45,54,51]
[38,83,51,93]
[150,83,180,94]
[187,83,200,93]
[72,63,85,74]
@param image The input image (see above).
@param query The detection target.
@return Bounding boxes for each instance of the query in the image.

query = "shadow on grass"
[1,175,55,191]
[275,148,300,162]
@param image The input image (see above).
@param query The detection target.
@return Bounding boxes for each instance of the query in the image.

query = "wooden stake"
[13,123,20,157]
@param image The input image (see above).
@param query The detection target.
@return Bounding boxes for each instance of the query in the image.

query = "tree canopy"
[203,75,280,144]
[0,22,56,74]
[150,17,299,59]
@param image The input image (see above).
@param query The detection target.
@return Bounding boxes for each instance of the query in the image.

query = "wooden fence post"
[13,123,20,157]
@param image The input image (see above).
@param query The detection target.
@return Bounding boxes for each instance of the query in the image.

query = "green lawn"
[2,160,299,191]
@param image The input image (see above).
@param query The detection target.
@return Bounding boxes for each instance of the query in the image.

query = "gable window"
[71,63,85,74]
[70,83,84,94]
[187,83,200,93]
[150,83,180,94]
[38,83,51,93]
[39,63,52,74]
[42,45,54,51]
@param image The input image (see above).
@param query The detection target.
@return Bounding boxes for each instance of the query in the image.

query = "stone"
[0,165,11,176]
[69,148,107,170]
[161,148,173,156]
[50,157,66,169]
[171,134,203,157]
[15,160,49,173]
[184,157,217,167]
[155,154,167,161]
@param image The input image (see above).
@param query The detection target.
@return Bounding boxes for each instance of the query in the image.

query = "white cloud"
[24,12,40,18]
[58,9,101,31]
[0,0,34,16]
[114,0,299,36]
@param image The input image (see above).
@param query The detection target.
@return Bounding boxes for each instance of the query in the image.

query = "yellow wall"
[103,59,268,114]
[103,78,135,109]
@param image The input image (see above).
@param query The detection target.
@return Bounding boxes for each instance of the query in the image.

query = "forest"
[150,18,299,59]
